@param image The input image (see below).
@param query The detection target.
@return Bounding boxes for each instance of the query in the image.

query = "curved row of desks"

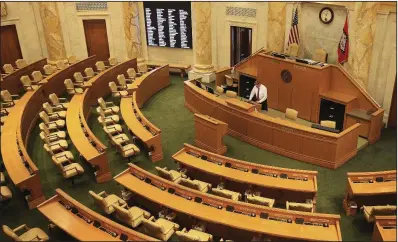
[372,216,397,242]
[67,58,139,183]
[1,58,47,94]
[1,56,97,209]
[343,170,396,215]
[37,189,157,241]
[172,143,318,206]
[120,65,170,162]
[115,164,342,241]
[184,79,361,169]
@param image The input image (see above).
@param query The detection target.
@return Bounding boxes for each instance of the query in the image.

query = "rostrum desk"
[232,52,384,144]
[37,189,158,241]
[184,79,361,169]
[173,143,318,206]
[1,58,47,95]
[115,164,342,241]
[1,56,97,208]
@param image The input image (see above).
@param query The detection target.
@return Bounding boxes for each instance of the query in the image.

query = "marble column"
[345,2,379,87]
[267,2,286,52]
[38,2,67,63]
[189,2,215,83]
[123,2,143,63]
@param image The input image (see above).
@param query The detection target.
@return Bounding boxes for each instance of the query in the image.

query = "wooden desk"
[146,61,190,77]
[184,79,361,169]
[173,144,318,205]
[132,65,171,108]
[343,170,397,215]
[1,91,45,209]
[1,58,47,94]
[66,95,111,183]
[120,92,163,162]
[234,52,384,144]
[115,165,342,241]
[372,216,397,242]
[1,57,97,209]
[37,189,157,241]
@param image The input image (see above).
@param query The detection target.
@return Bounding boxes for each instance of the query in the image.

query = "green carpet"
[0,74,396,241]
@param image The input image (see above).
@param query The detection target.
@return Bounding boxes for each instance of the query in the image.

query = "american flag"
[288,7,300,45]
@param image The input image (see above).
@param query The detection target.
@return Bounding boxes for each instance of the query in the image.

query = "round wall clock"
[319,7,334,24]
[281,69,292,83]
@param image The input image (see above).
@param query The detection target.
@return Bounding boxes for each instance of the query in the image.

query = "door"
[0,24,23,68]
[388,77,396,128]
[83,19,110,61]
[230,26,252,66]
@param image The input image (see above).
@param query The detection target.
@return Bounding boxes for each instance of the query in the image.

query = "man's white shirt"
[249,84,267,103]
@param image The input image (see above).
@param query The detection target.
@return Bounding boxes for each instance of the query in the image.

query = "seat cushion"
[372,206,397,215]
[121,144,138,157]
[128,206,145,220]
[169,170,182,182]
[247,195,275,207]
[104,194,126,208]
[104,124,122,135]
[288,202,313,212]
[20,228,49,241]
[193,180,211,192]
[55,120,66,127]
[176,231,200,241]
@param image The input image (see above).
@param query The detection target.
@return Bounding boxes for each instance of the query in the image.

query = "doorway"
[83,19,110,61]
[230,26,252,66]
[388,77,396,128]
[0,24,23,68]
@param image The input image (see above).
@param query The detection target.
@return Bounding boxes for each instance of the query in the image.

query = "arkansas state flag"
[338,16,349,64]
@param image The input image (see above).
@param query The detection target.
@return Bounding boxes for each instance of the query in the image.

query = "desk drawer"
[346,116,370,138]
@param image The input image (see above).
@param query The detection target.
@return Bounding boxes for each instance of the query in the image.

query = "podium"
[194,113,228,155]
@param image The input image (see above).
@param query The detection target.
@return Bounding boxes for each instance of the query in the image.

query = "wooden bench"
[146,61,191,77]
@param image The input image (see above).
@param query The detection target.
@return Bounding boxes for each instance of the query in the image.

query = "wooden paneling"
[184,80,361,169]
[0,24,22,67]
[83,20,110,61]
[1,58,47,94]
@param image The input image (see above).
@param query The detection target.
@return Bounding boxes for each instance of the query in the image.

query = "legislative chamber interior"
[0,1,396,242]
